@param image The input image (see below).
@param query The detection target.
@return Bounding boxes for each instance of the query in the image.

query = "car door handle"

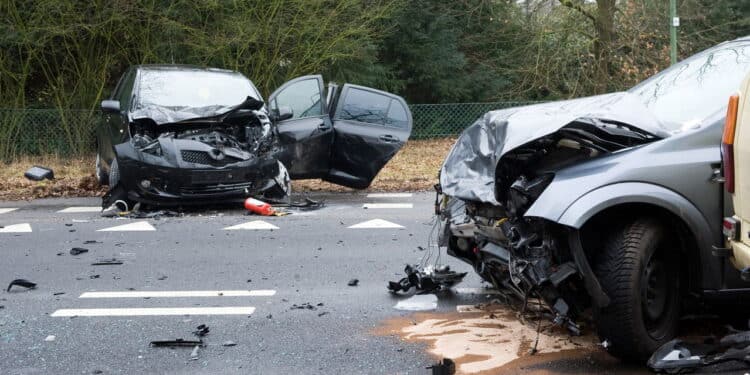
[318,123,331,131]
[379,135,399,143]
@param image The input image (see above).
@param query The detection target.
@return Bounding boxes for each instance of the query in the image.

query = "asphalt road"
[0,192,746,374]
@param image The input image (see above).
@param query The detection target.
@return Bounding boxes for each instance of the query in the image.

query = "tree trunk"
[593,0,616,93]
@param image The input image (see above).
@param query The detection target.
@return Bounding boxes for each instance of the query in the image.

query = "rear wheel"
[593,217,680,362]
[108,158,120,188]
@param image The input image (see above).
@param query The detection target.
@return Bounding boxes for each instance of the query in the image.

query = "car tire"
[593,217,680,362]
[96,154,108,186]
[108,158,120,188]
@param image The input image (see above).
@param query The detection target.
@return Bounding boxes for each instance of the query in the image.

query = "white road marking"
[348,219,404,229]
[79,290,276,298]
[366,193,413,198]
[97,221,156,232]
[57,206,101,213]
[0,208,18,214]
[363,203,413,209]
[223,220,279,230]
[50,306,256,317]
[0,223,32,233]
[454,287,501,295]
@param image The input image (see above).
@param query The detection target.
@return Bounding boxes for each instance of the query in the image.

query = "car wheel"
[593,217,680,362]
[95,154,108,186]
[109,158,120,187]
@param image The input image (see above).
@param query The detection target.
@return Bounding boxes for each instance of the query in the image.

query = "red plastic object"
[244,198,275,216]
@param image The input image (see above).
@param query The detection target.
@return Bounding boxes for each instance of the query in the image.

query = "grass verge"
[0,138,456,201]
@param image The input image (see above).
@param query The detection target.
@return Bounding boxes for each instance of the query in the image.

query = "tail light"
[722,94,740,193]
[723,217,740,241]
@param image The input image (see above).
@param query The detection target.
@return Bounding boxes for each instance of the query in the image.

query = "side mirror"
[272,106,293,122]
[101,100,120,113]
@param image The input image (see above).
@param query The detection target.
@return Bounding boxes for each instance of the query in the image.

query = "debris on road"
[290,302,318,311]
[24,166,54,181]
[83,240,100,244]
[388,264,466,294]
[45,335,56,342]
[393,294,438,311]
[347,279,359,287]
[53,292,65,296]
[70,248,89,256]
[89,274,100,279]
[648,331,750,373]
[190,345,200,360]
[222,340,237,347]
[427,358,455,375]
[150,339,204,348]
[318,312,329,317]
[7,279,37,292]
[244,197,276,216]
[192,324,210,337]
[91,258,123,266]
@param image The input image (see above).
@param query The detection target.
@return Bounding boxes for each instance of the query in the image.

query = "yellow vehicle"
[724,73,750,277]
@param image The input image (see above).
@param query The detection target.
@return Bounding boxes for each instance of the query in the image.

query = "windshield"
[629,40,750,131]
[136,69,261,110]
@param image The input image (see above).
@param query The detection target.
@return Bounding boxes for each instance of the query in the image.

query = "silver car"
[439,36,750,361]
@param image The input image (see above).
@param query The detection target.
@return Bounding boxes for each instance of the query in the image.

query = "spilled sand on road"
[374,306,597,374]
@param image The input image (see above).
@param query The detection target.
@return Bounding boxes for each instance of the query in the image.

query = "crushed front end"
[437,96,665,333]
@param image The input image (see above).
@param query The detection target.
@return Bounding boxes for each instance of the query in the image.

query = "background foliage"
[0,0,749,160]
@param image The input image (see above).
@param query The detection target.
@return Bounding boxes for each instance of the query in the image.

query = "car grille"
[179,181,254,195]
[181,150,239,167]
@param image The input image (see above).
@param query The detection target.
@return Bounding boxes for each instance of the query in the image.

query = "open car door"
[325,84,412,189]
[268,75,333,179]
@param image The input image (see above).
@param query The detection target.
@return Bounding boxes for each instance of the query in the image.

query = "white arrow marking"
[223,220,279,230]
[348,219,404,229]
[0,208,18,214]
[51,306,256,317]
[79,290,276,298]
[97,221,156,232]
[366,193,413,198]
[0,223,32,233]
[363,203,413,209]
[58,206,101,213]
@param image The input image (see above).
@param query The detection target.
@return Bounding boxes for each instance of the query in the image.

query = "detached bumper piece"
[648,332,750,373]
[387,264,466,294]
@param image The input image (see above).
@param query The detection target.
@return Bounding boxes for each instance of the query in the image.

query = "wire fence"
[0,101,539,160]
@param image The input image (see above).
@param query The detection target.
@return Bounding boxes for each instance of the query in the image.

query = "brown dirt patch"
[0,138,455,201]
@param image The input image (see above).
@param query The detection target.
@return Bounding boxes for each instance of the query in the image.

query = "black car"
[96,65,412,206]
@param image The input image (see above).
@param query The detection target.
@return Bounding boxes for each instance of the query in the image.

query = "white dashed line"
[50,307,256,317]
[348,219,404,229]
[366,193,413,198]
[0,208,18,214]
[79,290,276,298]
[223,220,279,230]
[362,203,413,209]
[454,287,501,295]
[0,223,32,233]
[57,206,101,213]
[97,221,156,232]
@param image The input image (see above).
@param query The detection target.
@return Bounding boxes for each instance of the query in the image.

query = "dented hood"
[440,92,669,204]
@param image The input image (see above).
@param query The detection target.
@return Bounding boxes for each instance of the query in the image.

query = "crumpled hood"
[130,96,266,125]
[439,92,668,205]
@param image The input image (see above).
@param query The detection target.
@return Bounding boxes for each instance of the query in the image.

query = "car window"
[629,41,750,131]
[136,70,260,109]
[336,88,391,125]
[271,78,322,120]
[385,99,409,128]
[117,70,136,110]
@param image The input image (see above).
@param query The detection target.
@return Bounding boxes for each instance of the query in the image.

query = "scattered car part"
[648,332,750,373]
[150,339,204,348]
[192,324,210,337]
[244,197,275,216]
[388,264,466,294]
[347,279,359,287]
[70,248,89,256]
[91,259,123,266]
[427,358,456,375]
[24,166,54,181]
[7,279,36,292]
[190,345,200,360]
[222,340,237,347]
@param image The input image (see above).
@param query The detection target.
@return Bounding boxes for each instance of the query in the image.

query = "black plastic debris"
[348,279,359,287]
[648,331,750,373]
[192,324,210,337]
[290,302,318,311]
[91,258,123,266]
[24,166,54,181]
[427,358,456,375]
[7,279,36,292]
[317,312,329,317]
[150,339,203,348]
[70,248,89,256]
[89,274,100,279]
[388,265,466,294]
[222,340,237,347]
[53,292,65,296]
[83,240,100,244]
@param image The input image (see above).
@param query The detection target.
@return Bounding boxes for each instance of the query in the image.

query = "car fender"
[526,181,719,289]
